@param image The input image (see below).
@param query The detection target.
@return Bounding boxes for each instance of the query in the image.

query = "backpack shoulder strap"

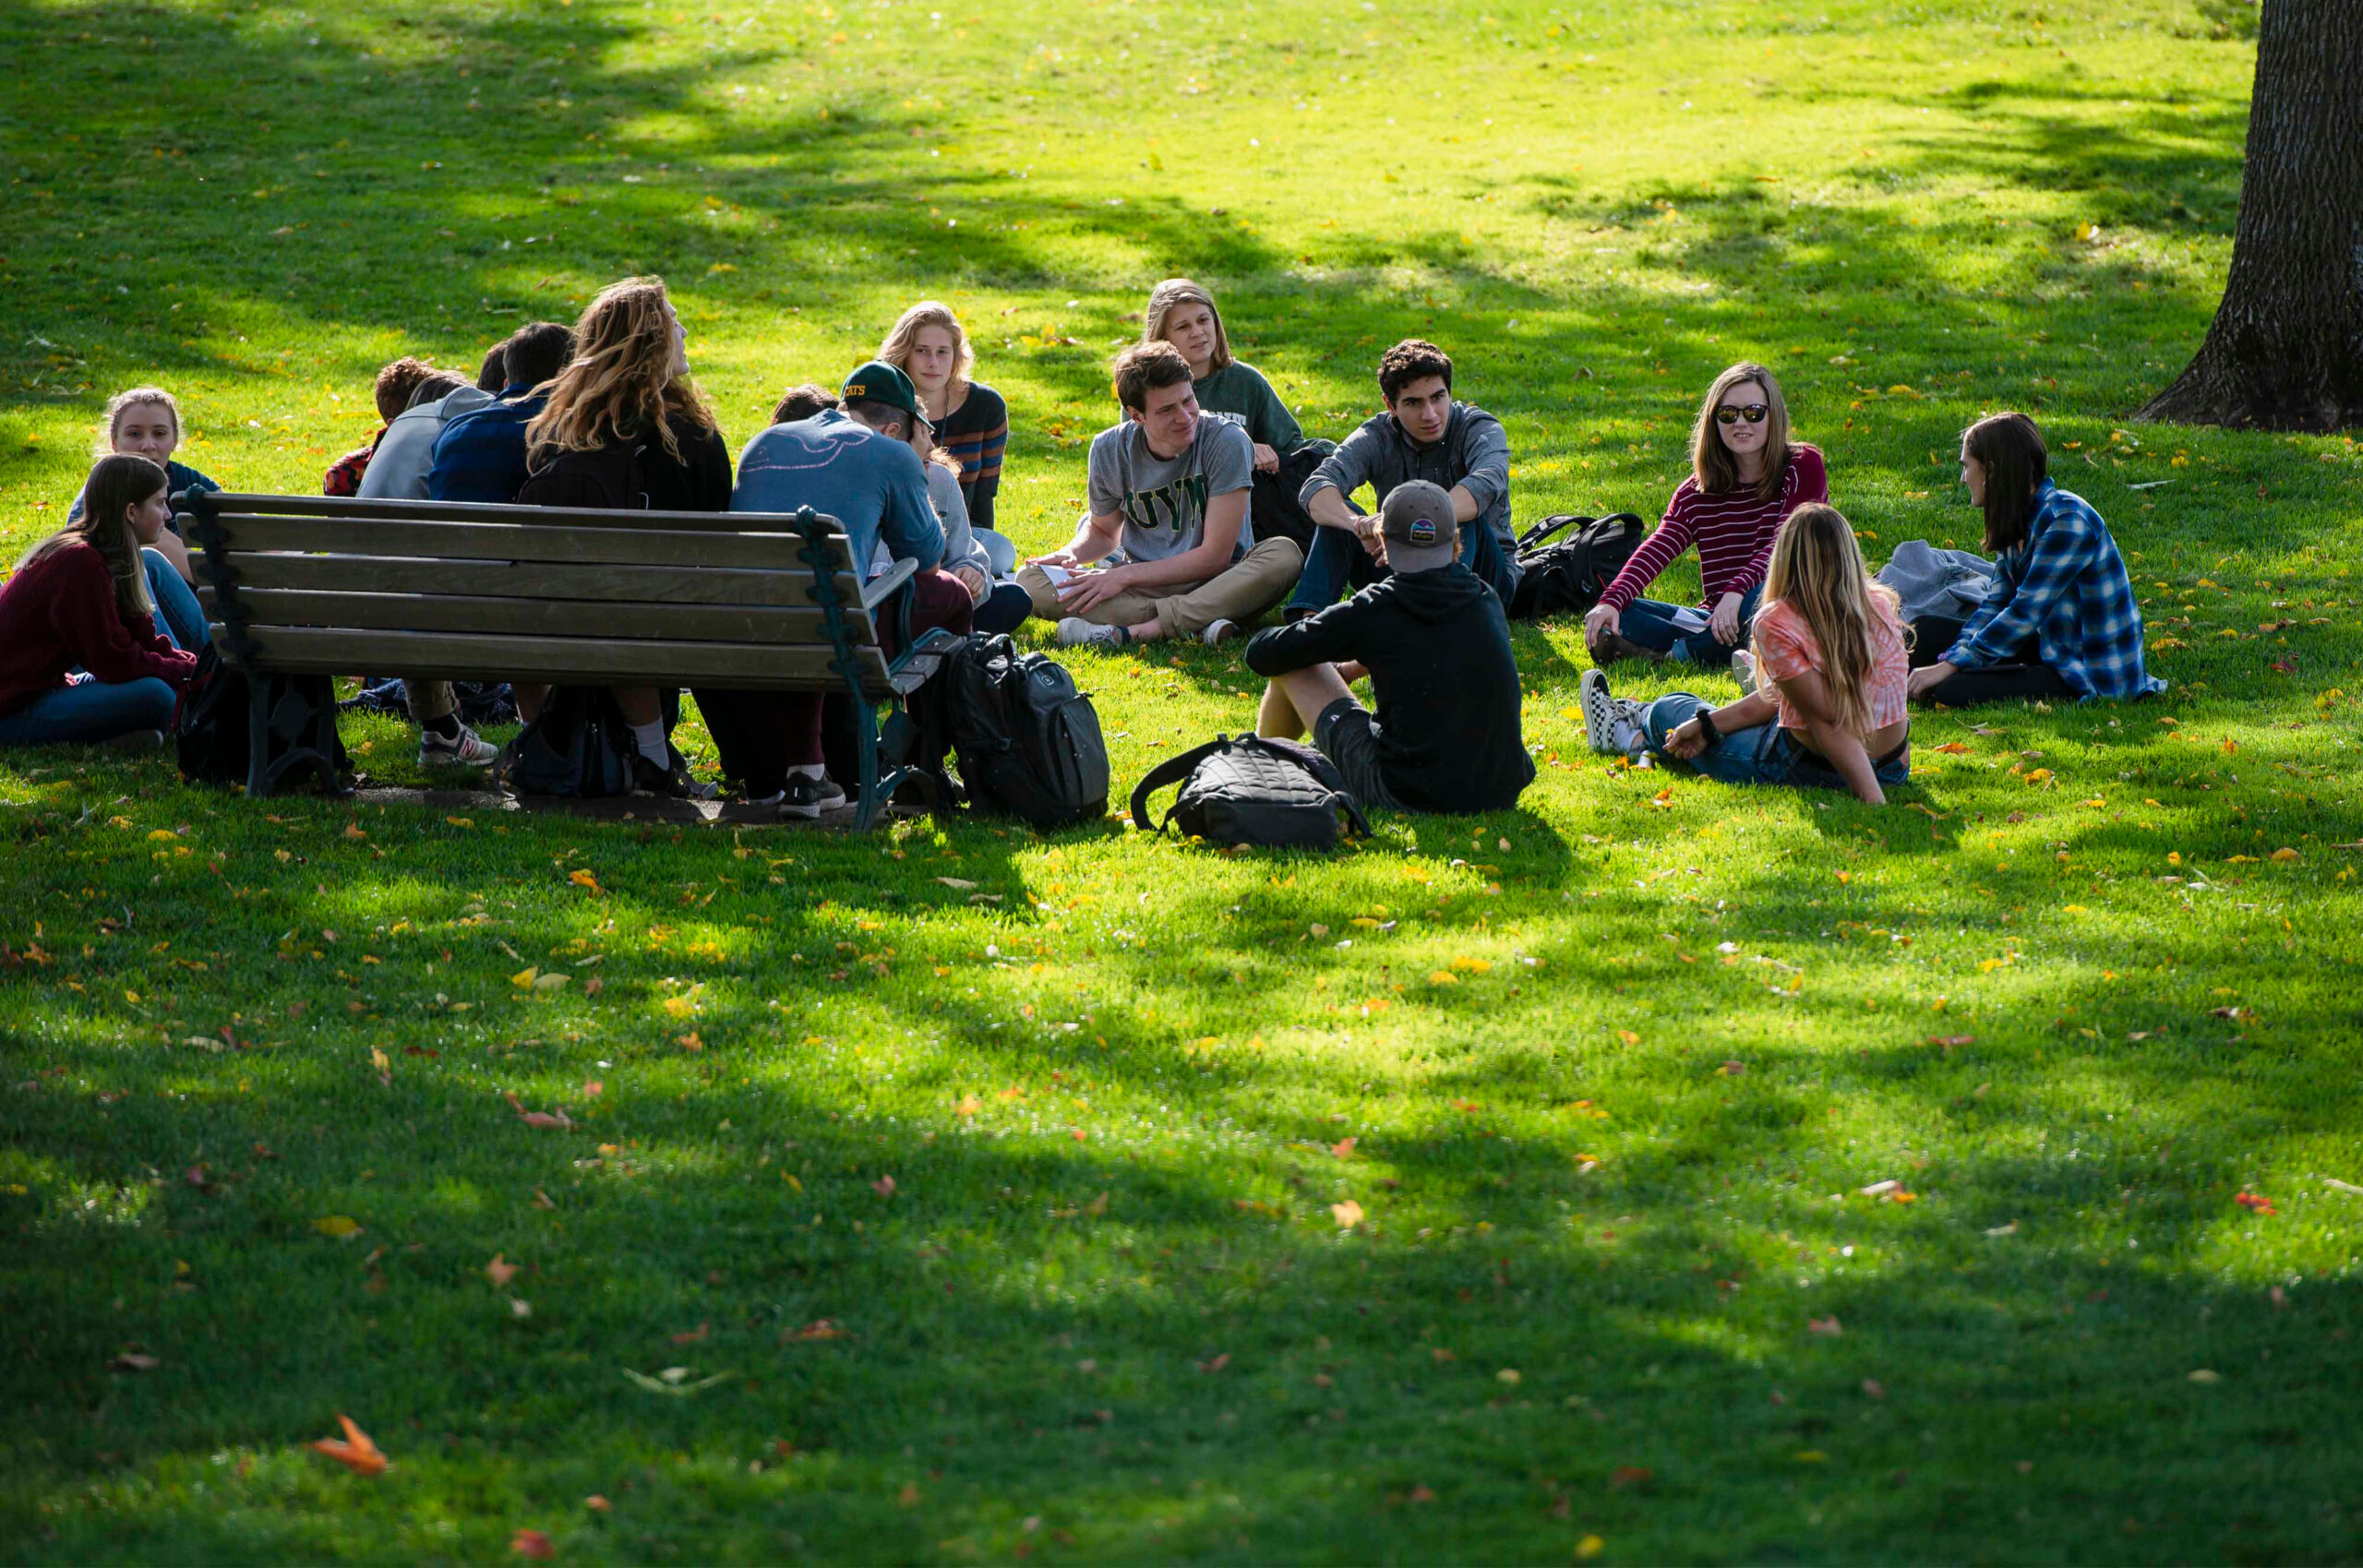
[1333,793,1373,839]
[1128,736,1232,832]
[1517,513,1589,553]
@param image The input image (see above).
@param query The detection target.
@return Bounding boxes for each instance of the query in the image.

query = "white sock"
[629,720,668,763]
[787,762,827,781]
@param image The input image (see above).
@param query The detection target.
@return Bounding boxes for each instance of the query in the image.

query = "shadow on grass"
[9,1011,2357,1562]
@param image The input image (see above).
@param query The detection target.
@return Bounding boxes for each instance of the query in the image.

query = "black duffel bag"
[1129,733,1371,850]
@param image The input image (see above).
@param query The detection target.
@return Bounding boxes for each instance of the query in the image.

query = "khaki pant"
[1015,537,1302,640]
[404,678,456,725]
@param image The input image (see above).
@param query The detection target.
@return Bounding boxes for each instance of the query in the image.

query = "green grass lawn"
[6,0,2362,1561]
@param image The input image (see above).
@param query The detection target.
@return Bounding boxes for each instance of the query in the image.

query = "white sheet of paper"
[1037,564,1074,588]
[1670,607,1710,634]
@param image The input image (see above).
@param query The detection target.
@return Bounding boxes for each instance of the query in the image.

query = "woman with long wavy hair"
[516,275,732,796]
[1584,361,1827,669]
[1579,503,1911,806]
[878,300,1007,533]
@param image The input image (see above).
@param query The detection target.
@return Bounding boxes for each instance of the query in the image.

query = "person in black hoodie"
[1244,480,1533,814]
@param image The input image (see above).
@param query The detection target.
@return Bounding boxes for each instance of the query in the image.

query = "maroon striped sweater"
[1600,444,1828,611]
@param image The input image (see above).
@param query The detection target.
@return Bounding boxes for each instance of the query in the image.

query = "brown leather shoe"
[1587,630,1665,665]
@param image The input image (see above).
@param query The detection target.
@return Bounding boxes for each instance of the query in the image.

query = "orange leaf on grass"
[786,1320,845,1341]
[1331,1136,1357,1160]
[1331,1199,1365,1228]
[486,1253,519,1287]
[511,1529,555,1559]
[671,1321,709,1346]
[313,1413,388,1476]
[1806,1316,1843,1336]
[872,1175,896,1198]
[1931,741,1971,755]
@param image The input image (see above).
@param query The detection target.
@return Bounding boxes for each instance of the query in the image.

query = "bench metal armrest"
[859,557,919,610]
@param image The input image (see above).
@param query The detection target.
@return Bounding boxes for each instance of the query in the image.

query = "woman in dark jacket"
[517,275,732,796]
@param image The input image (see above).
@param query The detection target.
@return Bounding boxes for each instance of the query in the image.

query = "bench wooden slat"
[198,515,838,570]
[197,588,874,647]
[185,492,858,551]
[197,553,871,612]
[211,625,896,692]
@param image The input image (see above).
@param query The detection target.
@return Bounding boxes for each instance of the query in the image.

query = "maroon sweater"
[0,541,198,717]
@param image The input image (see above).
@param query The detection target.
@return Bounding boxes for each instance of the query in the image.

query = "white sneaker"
[419,722,498,767]
[1579,669,1645,756]
[1729,649,1757,688]
[1200,617,1239,647]
[1056,617,1130,650]
[778,768,848,820]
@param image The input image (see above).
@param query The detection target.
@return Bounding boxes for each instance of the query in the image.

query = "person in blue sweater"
[696,360,959,819]
[426,321,577,504]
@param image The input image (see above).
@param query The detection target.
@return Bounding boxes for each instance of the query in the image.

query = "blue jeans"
[144,548,208,652]
[973,581,1034,636]
[0,550,200,747]
[1638,692,1910,793]
[1287,514,1518,613]
[1616,583,1759,668]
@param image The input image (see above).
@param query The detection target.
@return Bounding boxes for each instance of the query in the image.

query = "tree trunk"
[2137,0,2363,431]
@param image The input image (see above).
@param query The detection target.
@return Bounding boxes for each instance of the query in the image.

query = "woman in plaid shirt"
[1907,413,2165,706]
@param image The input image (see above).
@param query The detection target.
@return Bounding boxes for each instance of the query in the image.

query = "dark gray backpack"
[1129,734,1371,850]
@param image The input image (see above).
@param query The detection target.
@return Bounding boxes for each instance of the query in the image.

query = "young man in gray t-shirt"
[1015,342,1304,649]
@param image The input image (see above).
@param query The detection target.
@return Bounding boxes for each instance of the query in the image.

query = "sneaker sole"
[1578,670,1620,754]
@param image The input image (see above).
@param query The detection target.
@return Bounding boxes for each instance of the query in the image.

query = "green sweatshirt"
[1193,360,1304,458]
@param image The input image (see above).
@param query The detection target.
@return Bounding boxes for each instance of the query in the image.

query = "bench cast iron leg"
[243,679,273,798]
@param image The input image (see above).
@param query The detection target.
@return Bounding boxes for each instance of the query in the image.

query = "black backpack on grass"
[942,635,1110,829]
[174,644,350,790]
[1507,511,1647,621]
[1129,734,1371,850]
[495,687,647,798]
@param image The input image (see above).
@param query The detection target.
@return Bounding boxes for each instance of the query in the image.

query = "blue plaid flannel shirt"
[1944,482,2165,701]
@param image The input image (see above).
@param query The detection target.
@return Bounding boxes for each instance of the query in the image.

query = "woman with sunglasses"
[1584,362,1824,669]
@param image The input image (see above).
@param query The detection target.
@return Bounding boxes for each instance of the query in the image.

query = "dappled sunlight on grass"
[6,0,2363,1559]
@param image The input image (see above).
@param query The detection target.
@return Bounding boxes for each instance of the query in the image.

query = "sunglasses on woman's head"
[1714,403,1770,425]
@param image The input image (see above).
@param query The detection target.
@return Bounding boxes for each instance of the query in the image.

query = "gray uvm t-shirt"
[1086,416,1254,563]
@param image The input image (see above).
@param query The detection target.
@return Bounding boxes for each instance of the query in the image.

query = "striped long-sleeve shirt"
[933,380,1008,534]
[1598,444,1827,612]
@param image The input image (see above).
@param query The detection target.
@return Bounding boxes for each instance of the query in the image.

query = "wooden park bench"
[177,491,963,831]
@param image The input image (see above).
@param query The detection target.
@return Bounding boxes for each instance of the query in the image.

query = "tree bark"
[2137,0,2363,431]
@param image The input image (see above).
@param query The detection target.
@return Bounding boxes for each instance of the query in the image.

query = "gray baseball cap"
[1378,479,1460,573]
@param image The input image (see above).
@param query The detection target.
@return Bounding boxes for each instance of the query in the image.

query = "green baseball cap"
[840,360,931,433]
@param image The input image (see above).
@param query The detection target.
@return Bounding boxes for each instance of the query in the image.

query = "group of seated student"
[0,274,2165,823]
